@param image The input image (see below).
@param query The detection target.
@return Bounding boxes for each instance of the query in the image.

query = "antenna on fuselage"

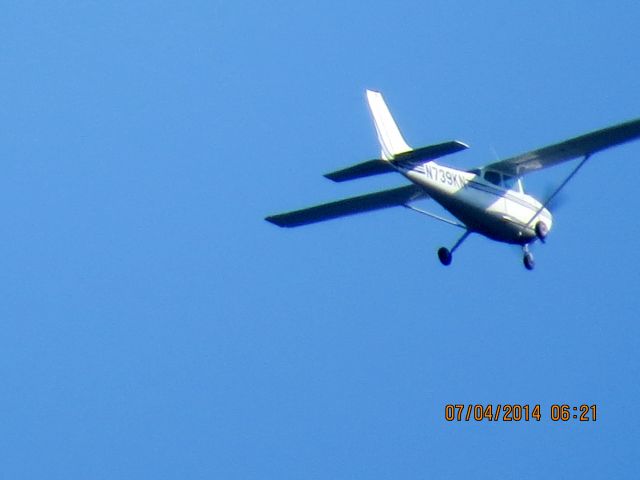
[490,145,500,162]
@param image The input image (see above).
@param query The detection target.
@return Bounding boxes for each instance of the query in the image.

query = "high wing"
[485,118,640,176]
[265,184,426,227]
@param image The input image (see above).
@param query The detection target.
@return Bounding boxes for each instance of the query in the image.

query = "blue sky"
[1,1,640,478]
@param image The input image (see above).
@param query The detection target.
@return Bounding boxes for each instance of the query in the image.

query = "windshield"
[484,170,501,186]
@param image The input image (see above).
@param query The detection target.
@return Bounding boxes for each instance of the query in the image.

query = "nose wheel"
[523,245,535,270]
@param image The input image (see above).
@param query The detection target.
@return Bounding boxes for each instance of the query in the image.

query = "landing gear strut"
[437,231,471,266]
[523,245,535,271]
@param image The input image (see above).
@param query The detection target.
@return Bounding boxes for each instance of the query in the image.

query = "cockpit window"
[484,170,501,186]
[503,175,516,190]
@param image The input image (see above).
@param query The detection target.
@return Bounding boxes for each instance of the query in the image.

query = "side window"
[503,175,516,190]
[484,170,501,186]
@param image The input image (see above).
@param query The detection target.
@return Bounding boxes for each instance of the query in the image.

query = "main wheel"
[523,252,535,271]
[437,247,452,266]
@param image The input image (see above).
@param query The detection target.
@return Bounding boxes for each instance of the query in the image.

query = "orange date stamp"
[444,404,597,422]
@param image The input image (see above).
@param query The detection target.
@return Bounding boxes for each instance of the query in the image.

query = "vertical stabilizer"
[366,90,412,160]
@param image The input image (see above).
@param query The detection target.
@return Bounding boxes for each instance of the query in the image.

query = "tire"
[523,253,535,271]
[437,247,452,266]
[535,221,548,241]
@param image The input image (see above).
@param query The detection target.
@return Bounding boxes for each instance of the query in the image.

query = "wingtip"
[265,215,288,228]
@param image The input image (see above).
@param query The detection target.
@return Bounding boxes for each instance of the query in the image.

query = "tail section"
[366,89,412,160]
[323,90,469,183]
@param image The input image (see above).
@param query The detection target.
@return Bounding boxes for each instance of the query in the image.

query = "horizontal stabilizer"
[265,185,427,228]
[324,159,396,182]
[325,140,469,182]
[392,140,469,166]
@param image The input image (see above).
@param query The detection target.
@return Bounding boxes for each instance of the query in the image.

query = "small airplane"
[266,90,640,270]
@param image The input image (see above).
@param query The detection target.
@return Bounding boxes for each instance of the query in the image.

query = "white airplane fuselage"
[266,90,640,270]
[398,162,553,245]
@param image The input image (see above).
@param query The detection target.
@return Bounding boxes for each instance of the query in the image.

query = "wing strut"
[526,154,591,227]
